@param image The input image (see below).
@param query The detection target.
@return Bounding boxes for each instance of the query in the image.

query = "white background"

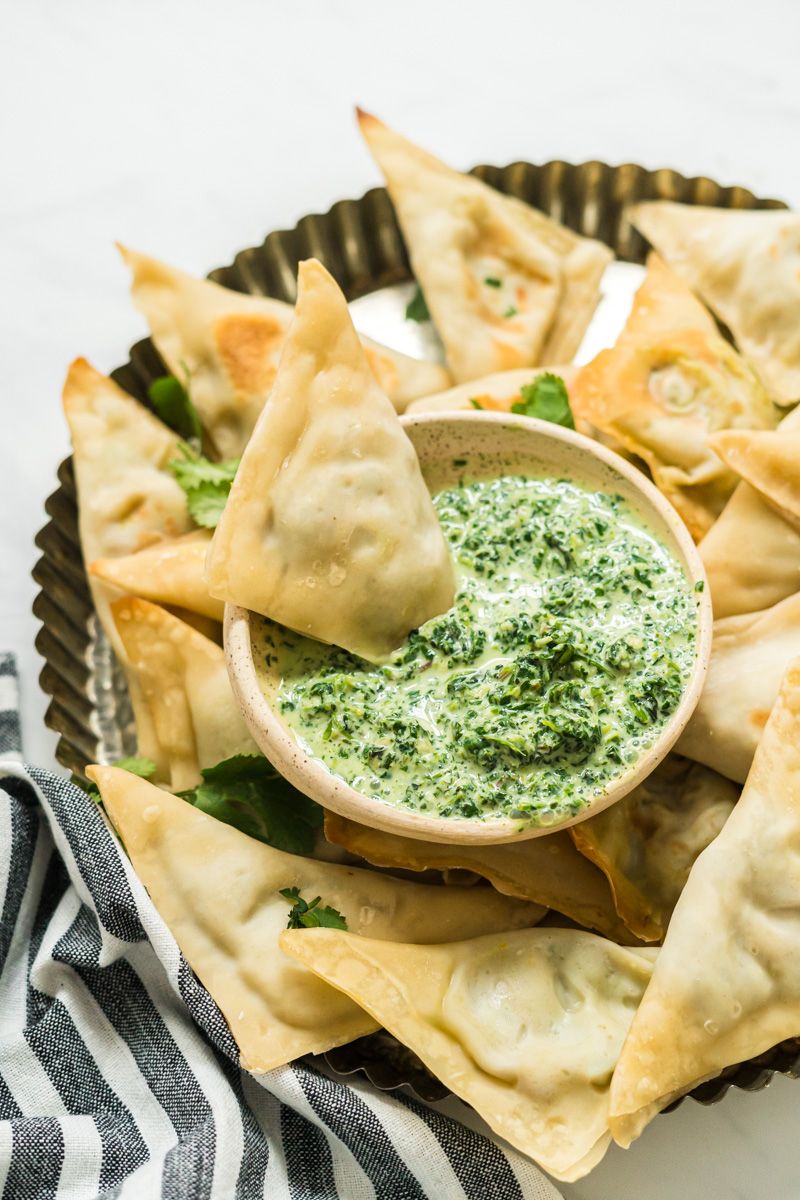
[2,2,799,1196]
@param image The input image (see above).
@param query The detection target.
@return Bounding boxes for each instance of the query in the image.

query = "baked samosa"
[711,427,800,533]
[63,357,192,675]
[324,812,632,941]
[120,247,450,457]
[111,598,257,791]
[89,767,546,1072]
[699,407,800,617]
[404,365,577,414]
[282,925,656,1181]
[206,258,455,661]
[610,657,800,1146]
[358,110,611,381]
[630,201,800,404]
[571,254,777,540]
[90,529,223,622]
[676,591,800,783]
[570,757,738,942]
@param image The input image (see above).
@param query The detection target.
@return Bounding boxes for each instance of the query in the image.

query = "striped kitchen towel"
[0,655,562,1200]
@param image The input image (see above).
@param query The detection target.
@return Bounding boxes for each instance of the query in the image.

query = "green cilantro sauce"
[266,473,698,827]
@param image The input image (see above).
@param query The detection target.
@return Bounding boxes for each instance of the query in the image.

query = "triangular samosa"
[63,357,192,707]
[90,528,222,622]
[121,247,450,458]
[282,925,656,1181]
[676,591,800,783]
[630,201,800,404]
[711,427,800,533]
[570,756,737,942]
[206,258,454,661]
[111,597,256,790]
[358,110,611,381]
[699,406,800,616]
[324,812,633,941]
[404,364,577,414]
[89,767,546,1072]
[572,254,777,540]
[610,657,800,1146]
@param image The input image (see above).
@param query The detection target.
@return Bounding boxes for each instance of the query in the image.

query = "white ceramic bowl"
[225,411,713,845]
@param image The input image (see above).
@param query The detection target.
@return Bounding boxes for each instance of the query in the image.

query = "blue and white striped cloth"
[0,654,562,1200]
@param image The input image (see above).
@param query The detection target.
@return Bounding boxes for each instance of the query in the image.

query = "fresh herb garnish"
[511,373,575,430]
[178,754,323,853]
[483,276,502,288]
[405,285,430,323]
[168,444,239,528]
[148,373,203,445]
[77,756,157,803]
[694,580,705,592]
[503,305,518,319]
[280,887,348,930]
[469,397,482,409]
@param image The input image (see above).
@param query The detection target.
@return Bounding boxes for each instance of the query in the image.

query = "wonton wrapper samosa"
[89,767,546,1072]
[676,591,800,783]
[358,111,611,382]
[112,597,257,791]
[282,925,656,1181]
[711,427,800,534]
[120,247,450,457]
[90,529,223,622]
[570,757,738,942]
[610,658,800,1146]
[630,201,800,405]
[324,812,632,942]
[404,365,577,415]
[571,254,777,540]
[206,259,455,662]
[63,358,193,746]
[699,407,800,617]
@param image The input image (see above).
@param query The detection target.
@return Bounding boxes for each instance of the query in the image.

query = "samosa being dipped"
[206,259,455,662]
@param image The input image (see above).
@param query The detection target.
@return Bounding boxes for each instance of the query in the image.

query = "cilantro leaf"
[168,444,239,528]
[279,887,348,930]
[179,754,323,854]
[148,374,203,445]
[511,373,575,430]
[405,285,430,323]
[483,276,502,288]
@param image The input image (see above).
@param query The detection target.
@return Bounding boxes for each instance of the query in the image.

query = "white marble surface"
[2,1,799,1194]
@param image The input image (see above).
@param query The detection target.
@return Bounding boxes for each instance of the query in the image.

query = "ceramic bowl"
[225,410,713,845]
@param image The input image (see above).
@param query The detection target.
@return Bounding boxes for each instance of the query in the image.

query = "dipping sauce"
[263,473,699,827]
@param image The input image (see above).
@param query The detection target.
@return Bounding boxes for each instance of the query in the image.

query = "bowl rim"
[224,408,713,845]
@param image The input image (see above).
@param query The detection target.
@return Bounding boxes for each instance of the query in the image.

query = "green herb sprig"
[511,373,574,429]
[280,887,348,930]
[405,285,430,323]
[148,373,203,446]
[168,444,239,528]
[178,754,323,854]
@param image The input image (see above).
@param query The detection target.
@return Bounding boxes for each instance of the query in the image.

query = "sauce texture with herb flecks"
[266,473,698,827]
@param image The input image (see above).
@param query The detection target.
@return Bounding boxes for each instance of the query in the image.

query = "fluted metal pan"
[33,159,797,1111]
